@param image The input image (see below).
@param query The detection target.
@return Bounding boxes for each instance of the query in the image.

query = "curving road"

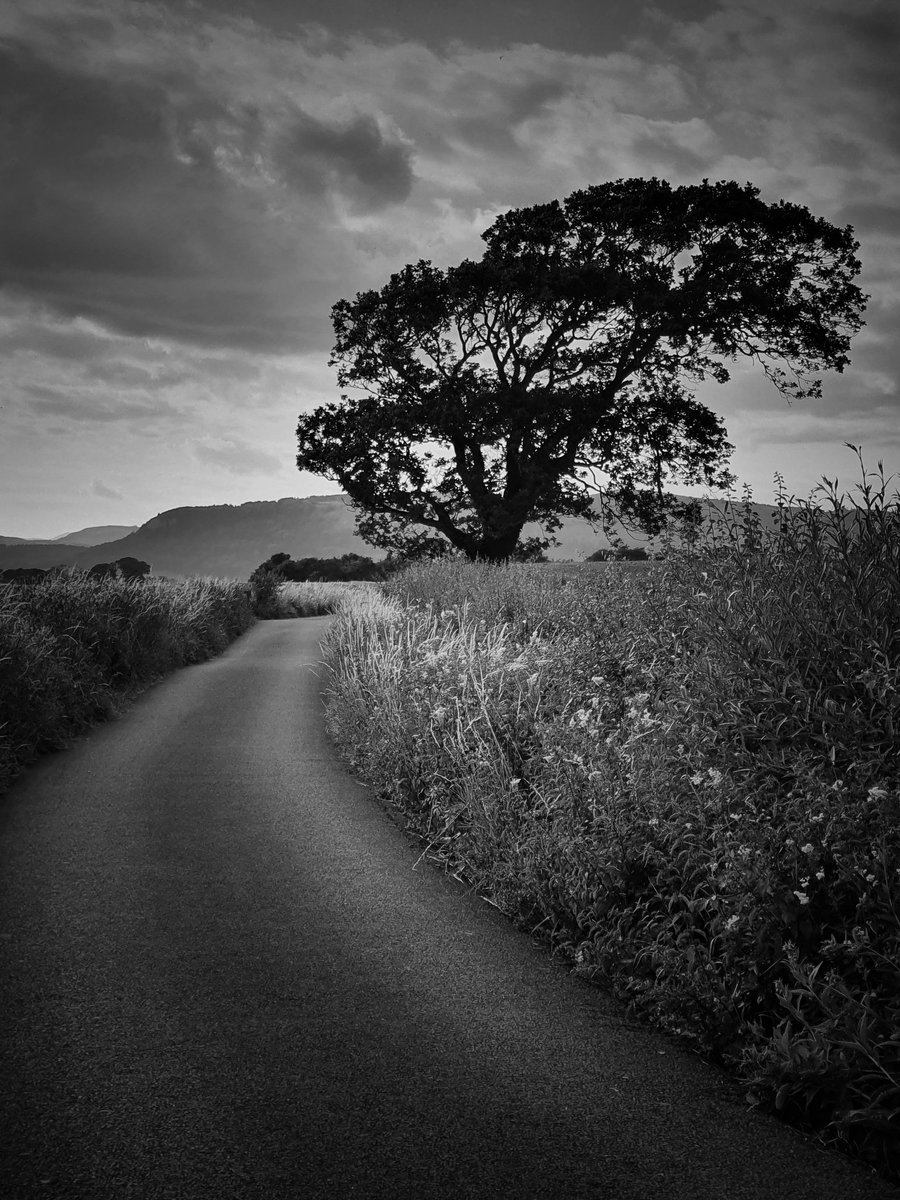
[1,618,895,1199]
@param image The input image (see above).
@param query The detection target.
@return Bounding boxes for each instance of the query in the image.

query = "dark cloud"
[630,129,712,177]
[0,39,367,352]
[837,201,900,241]
[275,110,413,211]
[192,0,652,54]
[451,76,568,154]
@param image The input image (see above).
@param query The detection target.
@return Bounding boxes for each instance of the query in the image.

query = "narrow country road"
[1,619,895,1200]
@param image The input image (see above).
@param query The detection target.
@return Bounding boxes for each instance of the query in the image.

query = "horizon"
[8,485,879,547]
[2,0,898,539]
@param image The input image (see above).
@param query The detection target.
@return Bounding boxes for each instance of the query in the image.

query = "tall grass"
[321,461,900,1180]
[0,571,254,793]
[269,580,380,619]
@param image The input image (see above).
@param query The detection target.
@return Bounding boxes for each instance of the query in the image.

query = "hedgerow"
[0,571,254,793]
[321,458,900,1181]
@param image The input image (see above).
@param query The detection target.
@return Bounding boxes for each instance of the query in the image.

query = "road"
[1,618,895,1199]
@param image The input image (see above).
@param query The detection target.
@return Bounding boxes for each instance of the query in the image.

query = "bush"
[320,456,900,1181]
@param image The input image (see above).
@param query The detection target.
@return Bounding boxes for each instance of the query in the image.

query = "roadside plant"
[320,453,900,1180]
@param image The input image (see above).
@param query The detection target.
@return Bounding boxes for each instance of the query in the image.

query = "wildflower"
[707,768,724,787]
[690,772,704,787]
[793,890,810,905]
[800,843,815,855]
[815,868,826,881]
[723,915,739,932]
[868,786,889,801]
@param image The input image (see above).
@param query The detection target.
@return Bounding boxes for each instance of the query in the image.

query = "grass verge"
[321,464,900,1182]
[0,571,254,794]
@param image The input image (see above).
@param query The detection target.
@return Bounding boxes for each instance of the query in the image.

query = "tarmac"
[1,617,896,1199]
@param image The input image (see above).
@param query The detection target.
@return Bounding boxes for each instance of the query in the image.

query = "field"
[321,470,900,1180]
[0,571,254,793]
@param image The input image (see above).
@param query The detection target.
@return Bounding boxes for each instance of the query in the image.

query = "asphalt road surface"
[2,618,896,1199]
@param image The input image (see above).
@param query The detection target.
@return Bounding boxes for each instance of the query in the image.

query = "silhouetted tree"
[296,178,864,561]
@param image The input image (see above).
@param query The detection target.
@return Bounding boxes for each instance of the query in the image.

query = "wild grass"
[270,580,380,619]
[0,571,254,793]
[321,458,900,1181]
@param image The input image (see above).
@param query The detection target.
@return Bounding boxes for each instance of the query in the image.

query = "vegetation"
[297,178,864,561]
[0,570,254,793]
[320,457,899,1180]
[249,552,388,617]
[585,546,651,561]
[269,581,379,619]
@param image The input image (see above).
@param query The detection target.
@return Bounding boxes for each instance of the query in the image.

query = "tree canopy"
[296,178,865,560]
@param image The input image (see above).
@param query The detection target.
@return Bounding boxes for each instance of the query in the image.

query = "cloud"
[275,110,413,211]
[91,478,124,500]
[192,437,284,476]
[25,384,181,423]
[0,30,408,353]
[1,0,898,533]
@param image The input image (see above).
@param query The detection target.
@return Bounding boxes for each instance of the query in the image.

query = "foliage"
[0,570,254,793]
[250,552,387,617]
[297,178,864,561]
[320,456,899,1181]
[278,553,387,583]
[586,546,651,561]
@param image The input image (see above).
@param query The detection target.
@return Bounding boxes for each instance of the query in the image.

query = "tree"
[296,178,865,561]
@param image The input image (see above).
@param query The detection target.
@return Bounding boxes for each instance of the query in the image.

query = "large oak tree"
[296,178,865,560]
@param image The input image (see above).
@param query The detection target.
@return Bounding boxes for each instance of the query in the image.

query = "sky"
[1,0,898,538]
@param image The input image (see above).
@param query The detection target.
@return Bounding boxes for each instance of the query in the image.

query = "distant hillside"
[52,525,138,546]
[0,493,791,577]
[0,496,371,578]
[0,525,136,547]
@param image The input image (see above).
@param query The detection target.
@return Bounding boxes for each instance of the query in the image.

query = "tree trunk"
[469,528,525,562]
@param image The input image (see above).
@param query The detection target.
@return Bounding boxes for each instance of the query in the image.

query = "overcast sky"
[1,0,898,537]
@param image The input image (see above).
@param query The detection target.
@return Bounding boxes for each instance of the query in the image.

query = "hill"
[52,525,138,546]
[0,494,787,578]
[0,525,136,547]
[0,496,371,578]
